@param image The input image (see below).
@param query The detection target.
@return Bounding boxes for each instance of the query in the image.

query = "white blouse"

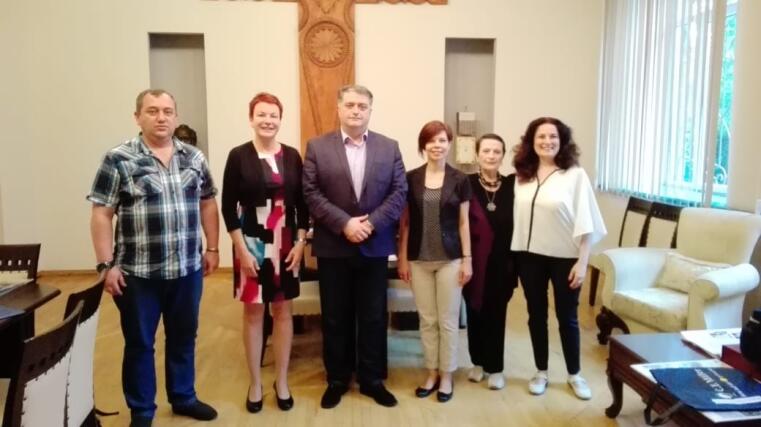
[510,166,607,259]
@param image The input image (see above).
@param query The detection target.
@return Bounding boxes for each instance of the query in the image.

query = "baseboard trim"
[38,267,234,277]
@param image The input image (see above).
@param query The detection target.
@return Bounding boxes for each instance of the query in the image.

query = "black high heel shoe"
[246,385,263,413]
[273,382,294,411]
[415,377,440,398]
[436,380,454,403]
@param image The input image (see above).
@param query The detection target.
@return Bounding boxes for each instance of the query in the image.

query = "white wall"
[0,0,605,270]
[727,0,761,212]
[358,0,604,176]
[732,0,761,318]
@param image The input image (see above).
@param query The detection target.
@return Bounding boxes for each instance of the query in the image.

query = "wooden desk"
[606,333,758,426]
[0,282,61,377]
[0,281,61,332]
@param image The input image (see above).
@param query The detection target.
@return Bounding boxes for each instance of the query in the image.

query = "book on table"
[680,328,741,358]
[722,344,761,381]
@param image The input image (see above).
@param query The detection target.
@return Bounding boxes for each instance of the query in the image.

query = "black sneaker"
[129,416,152,427]
[172,399,218,421]
[320,382,349,409]
[359,383,398,407]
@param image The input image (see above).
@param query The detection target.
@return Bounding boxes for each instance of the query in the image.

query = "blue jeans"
[114,269,203,418]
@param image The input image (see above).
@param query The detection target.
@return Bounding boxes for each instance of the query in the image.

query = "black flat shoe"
[437,382,454,403]
[273,382,294,411]
[415,377,440,398]
[246,385,263,413]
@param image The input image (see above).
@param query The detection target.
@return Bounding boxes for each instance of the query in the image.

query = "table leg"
[605,368,624,418]
[0,320,25,377]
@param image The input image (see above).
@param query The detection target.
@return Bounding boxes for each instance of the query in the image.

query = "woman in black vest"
[398,120,472,402]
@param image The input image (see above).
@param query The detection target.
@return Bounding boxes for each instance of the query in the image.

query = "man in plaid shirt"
[88,89,220,427]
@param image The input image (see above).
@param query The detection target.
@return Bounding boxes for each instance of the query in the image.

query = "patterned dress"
[233,149,299,303]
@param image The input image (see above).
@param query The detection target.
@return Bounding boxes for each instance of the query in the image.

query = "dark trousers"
[317,255,388,386]
[465,279,514,374]
[515,252,580,375]
[114,269,203,418]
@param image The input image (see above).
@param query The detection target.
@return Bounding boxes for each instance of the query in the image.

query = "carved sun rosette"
[305,20,350,68]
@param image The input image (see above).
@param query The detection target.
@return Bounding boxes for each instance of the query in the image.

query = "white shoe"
[487,373,505,390]
[468,366,485,382]
[567,375,592,400]
[528,372,548,395]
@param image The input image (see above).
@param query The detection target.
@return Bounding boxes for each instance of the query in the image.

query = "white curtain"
[597,0,724,206]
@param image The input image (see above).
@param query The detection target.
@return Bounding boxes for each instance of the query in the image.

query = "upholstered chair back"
[64,280,105,427]
[677,208,761,265]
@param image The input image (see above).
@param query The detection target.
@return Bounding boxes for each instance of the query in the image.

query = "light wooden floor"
[32,272,657,427]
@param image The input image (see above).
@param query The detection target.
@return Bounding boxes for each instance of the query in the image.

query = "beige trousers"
[409,259,463,372]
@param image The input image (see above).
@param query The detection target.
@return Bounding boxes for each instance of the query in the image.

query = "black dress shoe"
[172,399,218,420]
[246,386,263,413]
[129,416,152,427]
[274,382,294,411]
[359,383,398,407]
[321,382,349,409]
[437,382,454,403]
[415,377,440,398]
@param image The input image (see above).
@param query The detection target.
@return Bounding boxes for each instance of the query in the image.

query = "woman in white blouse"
[510,117,606,400]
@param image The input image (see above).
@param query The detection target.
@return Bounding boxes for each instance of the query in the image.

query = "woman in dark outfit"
[221,92,309,412]
[464,133,518,390]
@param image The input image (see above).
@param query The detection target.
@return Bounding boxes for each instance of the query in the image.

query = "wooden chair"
[587,197,652,305]
[642,201,682,249]
[0,244,41,280]
[1,301,82,427]
[64,280,107,427]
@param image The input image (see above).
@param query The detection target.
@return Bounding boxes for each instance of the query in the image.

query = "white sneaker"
[528,372,548,395]
[487,373,505,390]
[468,366,485,382]
[567,375,592,400]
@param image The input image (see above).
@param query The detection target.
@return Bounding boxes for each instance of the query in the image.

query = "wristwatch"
[96,260,114,273]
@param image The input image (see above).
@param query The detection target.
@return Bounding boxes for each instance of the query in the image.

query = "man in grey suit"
[303,85,407,408]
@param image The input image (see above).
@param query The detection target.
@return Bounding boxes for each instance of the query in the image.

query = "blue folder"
[651,367,761,411]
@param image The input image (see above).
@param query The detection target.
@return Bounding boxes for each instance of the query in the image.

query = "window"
[596,0,736,207]
[712,0,736,207]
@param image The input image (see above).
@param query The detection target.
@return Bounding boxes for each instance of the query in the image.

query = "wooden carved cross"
[215,0,447,152]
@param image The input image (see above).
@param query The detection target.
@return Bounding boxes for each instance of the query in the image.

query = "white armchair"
[596,207,761,344]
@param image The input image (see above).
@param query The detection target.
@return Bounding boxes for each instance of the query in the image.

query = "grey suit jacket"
[302,130,407,258]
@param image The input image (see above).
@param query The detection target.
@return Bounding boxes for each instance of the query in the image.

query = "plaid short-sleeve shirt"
[87,137,217,280]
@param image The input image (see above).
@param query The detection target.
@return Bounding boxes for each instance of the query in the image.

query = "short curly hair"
[248,92,283,120]
[513,117,579,182]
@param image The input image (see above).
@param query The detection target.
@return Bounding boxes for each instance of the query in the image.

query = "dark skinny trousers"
[465,278,514,374]
[515,252,581,375]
